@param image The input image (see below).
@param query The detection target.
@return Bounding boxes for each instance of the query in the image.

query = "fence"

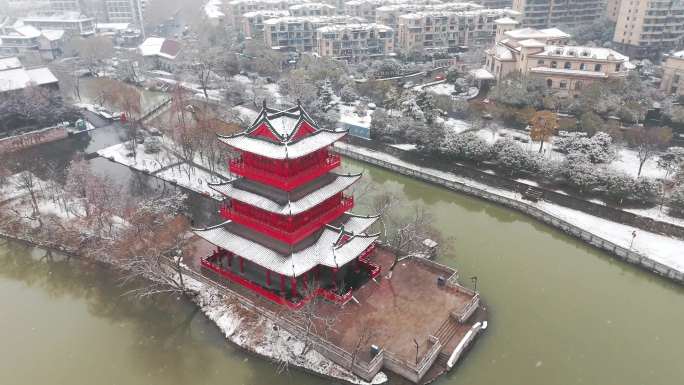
[335,146,684,284]
[0,125,68,153]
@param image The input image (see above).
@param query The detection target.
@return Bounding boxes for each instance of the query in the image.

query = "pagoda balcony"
[220,195,354,244]
[229,153,341,191]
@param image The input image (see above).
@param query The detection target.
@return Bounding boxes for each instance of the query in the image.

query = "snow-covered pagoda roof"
[209,173,362,215]
[217,103,347,159]
[194,215,379,277]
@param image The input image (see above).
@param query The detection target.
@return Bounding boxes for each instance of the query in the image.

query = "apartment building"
[660,51,684,96]
[484,23,631,95]
[289,3,337,17]
[102,0,145,25]
[375,2,483,32]
[241,10,289,38]
[0,19,64,59]
[511,0,606,29]
[316,22,394,61]
[344,0,443,20]
[397,8,520,54]
[48,0,80,12]
[612,0,684,58]
[22,11,95,36]
[226,0,305,28]
[263,15,366,52]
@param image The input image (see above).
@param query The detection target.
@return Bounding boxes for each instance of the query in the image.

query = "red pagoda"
[195,102,381,309]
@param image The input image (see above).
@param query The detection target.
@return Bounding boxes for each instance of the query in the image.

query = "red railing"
[358,244,381,279]
[220,196,354,244]
[229,154,341,191]
[201,254,354,309]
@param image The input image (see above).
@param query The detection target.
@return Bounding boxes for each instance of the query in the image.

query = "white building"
[22,12,95,36]
[0,56,59,94]
[263,15,367,53]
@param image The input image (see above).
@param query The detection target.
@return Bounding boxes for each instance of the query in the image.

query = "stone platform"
[184,237,484,384]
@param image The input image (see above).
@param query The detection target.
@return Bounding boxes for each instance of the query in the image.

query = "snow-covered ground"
[97,139,226,199]
[339,104,373,128]
[98,141,179,173]
[336,142,684,274]
[232,105,259,123]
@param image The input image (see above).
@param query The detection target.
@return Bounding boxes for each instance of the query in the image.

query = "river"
[1,158,683,385]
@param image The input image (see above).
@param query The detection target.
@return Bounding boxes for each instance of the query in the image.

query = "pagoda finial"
[296,98,301,108]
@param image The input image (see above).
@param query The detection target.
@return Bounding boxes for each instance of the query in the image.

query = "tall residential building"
[48,0,80,12]
[103,0,145,25]
[241,10,290,38]
[226,0,307,28]
[396,8,520,54]
[316,22,394,61]
[612,0,684,58]
[606,0,621,22]
[289,3,337,17]
[512,0,606,29]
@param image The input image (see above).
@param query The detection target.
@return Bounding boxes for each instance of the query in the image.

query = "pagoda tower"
[194,102,381,309]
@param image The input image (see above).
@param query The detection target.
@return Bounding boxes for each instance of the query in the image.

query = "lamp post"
[629,231,637,250]
[470,276,478,292]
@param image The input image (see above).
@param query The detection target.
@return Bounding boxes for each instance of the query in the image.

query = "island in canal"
[184,102,486,384]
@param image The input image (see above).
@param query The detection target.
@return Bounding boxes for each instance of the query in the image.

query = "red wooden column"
[266,269,272,287]
[291,276,297,298]
[227,254,233,267]
[302,272,308,291]
[280,274,285,294]
[239,257,244,273]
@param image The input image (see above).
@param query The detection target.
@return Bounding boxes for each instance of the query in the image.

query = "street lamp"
[470,276,478,292]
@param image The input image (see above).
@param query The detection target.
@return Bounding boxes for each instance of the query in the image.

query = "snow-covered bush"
[440,131,492,162]
[563,153,604,193]
[629,177,660,205]
[554,131,616,163]
[492,138,540,174]
[669,185,684,217]
[602,171,635,204]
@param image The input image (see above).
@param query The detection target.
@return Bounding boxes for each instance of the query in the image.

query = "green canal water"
[2,159,683,385]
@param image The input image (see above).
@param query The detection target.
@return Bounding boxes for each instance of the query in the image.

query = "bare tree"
[625,127,673,177]
[69,36,114,76]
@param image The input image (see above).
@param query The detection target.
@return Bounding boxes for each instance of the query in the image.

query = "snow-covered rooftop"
[205,0,225,19]
[538,45,629,62]
[194,219,378,277]
[289,2,336,10]
[0,58,58,93]
[529,67,609,78]
[398,7,516,20]
[23,11,93,22]
[209,173,361,215]
[96,22,130,31]
[505,27,570,41]
[317,22,392,33]
[494,16,518,25]
[242,9,289,18]
[138,37,182,60]
[263,15,364,25]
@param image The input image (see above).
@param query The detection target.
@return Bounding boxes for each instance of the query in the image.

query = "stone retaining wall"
[0,125,68,153]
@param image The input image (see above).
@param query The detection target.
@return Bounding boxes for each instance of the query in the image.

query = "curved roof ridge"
[191,220,232,232]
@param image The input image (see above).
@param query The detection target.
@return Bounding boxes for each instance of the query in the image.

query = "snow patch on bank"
[185,277,387,385]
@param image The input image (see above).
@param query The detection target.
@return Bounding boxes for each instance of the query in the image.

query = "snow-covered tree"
[554,131,616,164]
[339,84,358,103]
[492,138,541,175]
[529,110,559,153]
[416,91,436,124]
[625,127,673,177]
[657,147,684,179]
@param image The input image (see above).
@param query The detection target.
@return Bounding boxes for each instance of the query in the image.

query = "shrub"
[440,131,492,162]
[669,185,684,217]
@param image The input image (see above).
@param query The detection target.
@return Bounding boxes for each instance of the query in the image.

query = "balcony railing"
[229,154,341,191]
[220,196,354,244]
[202,250,353,309]
[358,244,381,279]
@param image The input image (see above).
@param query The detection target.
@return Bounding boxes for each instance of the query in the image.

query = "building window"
[574,81,582,90]
[616,63,621,72]
[675,74,681,83]
[579,63,587,70]
[564,62,571,69]
[537,59,544,65]
[672,86,678,95]
[547,79,553,88]
[595,64,602,71]
[551,61,557,69]
[560,80,567,89]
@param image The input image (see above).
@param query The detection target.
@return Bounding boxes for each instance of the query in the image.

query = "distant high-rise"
[512,0,606,29]
[48,0,81,12]
[612,0,684,58]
